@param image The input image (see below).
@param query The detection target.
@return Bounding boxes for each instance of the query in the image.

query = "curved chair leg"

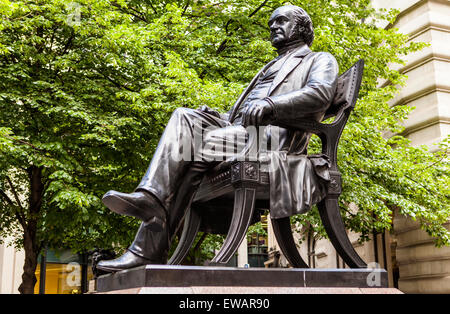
[211,187,256,264]
[271,217,309,268]
[318,197,367,268]
[168,208,202,265]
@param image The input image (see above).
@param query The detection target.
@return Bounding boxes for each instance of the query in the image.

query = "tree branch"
[61,29,75,55]
[110,1,149,23]
[42,176,53,193]
[182,0,191,16]
[248,0,268,18]
[147,1,158,15]
[0,189,27,228]
[129,6,149,22]
[215,0,268,55]
[218,70,231,82]
[193,232,208,252]
[95,69,137,92]
[6,175,24,210]
[2,134,46,154]
[0,189,14,206]
[417,149,449,172]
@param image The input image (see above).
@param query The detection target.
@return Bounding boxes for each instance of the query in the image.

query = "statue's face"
[268,7,299,48]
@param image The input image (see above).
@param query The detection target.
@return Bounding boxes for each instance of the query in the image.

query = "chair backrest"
[315,59,364,171]
[323,59,364,121]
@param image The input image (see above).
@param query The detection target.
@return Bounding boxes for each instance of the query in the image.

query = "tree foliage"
[0,0,449,292]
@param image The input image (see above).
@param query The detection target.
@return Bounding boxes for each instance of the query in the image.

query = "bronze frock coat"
[228,44,339,219]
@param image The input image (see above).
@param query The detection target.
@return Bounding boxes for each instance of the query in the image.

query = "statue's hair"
[285,5,314,47]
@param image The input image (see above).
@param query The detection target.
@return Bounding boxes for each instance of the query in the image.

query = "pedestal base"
[96,265,401,294]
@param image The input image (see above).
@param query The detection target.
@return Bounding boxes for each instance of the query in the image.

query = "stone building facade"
[0,239,24,293]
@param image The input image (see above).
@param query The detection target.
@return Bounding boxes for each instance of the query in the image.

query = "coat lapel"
[268,45,312,95]
[228,44,312,122]
[228,67,265,121]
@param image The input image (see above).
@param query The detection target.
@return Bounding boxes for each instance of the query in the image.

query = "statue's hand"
[242,99,274,128]
[198,105,221,118]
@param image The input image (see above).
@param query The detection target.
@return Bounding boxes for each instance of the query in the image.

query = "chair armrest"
[273,108,349,135]
[274,118,327,135]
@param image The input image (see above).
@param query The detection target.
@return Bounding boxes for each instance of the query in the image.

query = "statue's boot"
[97,163,208,272]
[128,163,208,262]
[96,222,170,272]
[95,250,152,272]
[102,190,167,232]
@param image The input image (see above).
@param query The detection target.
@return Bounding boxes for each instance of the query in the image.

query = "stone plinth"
[95,265,399,294]
[98,286,402,294]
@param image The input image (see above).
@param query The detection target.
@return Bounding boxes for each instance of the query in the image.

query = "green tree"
[0,0,448,294]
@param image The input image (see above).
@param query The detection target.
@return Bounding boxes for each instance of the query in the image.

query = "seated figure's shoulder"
[311,51,339,72]
[313,51,338,64]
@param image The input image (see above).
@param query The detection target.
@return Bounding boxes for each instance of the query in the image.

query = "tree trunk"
[18,166,44,294]
[18,227,39,294]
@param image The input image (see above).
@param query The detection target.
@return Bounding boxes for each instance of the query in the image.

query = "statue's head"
[268,5,314,49]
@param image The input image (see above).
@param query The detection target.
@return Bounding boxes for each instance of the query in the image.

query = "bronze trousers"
[128,107,258,261]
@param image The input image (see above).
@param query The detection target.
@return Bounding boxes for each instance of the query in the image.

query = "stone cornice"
[386,0,450,31]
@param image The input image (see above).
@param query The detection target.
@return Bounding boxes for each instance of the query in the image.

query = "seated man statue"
[97,4,338,272]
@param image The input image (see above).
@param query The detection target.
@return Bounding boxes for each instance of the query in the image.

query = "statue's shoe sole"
[95,264,125,273]
[102,193,166,232]
[96,260,150,273]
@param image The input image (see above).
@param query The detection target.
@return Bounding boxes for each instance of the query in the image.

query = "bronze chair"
[168,59,366,268]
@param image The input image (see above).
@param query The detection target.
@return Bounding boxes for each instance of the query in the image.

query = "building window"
[247,215,268,267]
[34,249,93,294]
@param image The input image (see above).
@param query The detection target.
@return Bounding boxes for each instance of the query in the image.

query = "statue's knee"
[170,107,199,126]
[169,107,189,123]
[173,107,193,117]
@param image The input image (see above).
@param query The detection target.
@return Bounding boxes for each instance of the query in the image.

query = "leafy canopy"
[0,0,448,258]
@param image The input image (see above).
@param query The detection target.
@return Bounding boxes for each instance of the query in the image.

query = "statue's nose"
[269,20,278,29]
[270,26,279,36]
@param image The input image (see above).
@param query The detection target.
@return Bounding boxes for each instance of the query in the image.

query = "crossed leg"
[97,107,258,270]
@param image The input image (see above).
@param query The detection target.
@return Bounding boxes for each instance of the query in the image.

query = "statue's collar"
[276,40,310,57]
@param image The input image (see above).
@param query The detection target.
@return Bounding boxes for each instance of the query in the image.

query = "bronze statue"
[97,5,340,272]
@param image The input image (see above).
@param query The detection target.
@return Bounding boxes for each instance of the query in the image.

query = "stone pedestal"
[95,265,402,294]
